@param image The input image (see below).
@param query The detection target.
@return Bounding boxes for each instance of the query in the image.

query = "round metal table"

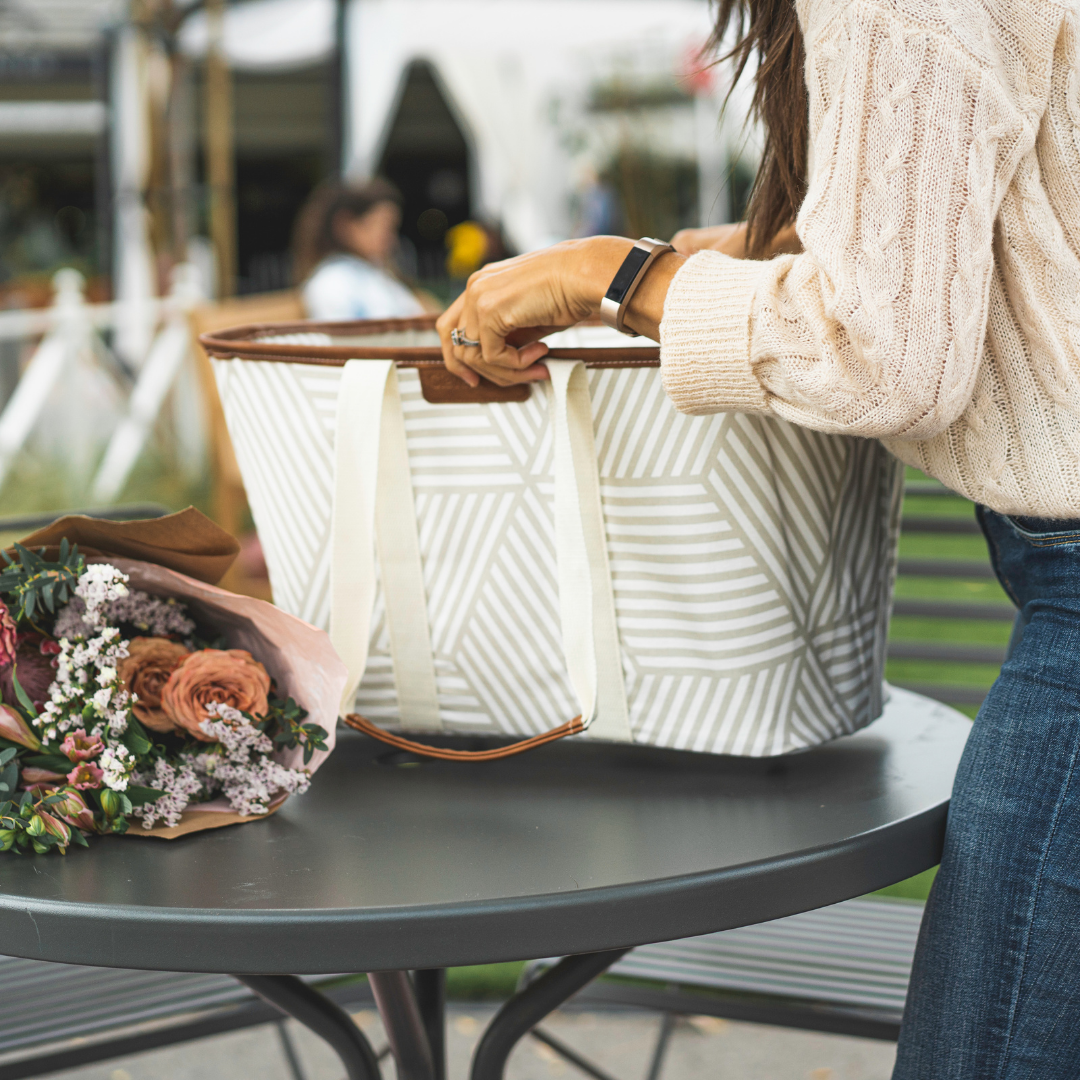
[0,687,969,1080]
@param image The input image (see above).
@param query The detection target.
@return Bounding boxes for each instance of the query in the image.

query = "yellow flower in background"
[445,221,489,278]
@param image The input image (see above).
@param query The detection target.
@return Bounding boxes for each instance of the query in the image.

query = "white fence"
[0,265,208,508]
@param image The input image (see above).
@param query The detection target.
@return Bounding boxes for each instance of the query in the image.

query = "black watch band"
[599,237,674,336]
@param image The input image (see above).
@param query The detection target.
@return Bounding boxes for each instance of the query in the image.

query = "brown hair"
[290,178,403,283]
[709,0,809,257]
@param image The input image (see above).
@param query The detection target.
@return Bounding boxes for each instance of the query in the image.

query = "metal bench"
[0,960,378,1080]
[524,897,924,1080]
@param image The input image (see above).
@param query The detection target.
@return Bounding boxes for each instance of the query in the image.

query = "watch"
[599,237,675,336]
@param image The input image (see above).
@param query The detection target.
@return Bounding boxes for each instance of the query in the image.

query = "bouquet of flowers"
[0,510,345,853]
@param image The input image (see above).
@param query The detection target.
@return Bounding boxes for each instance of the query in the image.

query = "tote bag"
[203,316,904,758]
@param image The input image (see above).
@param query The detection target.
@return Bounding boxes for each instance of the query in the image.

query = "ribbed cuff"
[660,250,769,415]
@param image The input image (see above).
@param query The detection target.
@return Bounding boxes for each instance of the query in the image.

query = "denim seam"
[982,513,1022,608]
[997,734,1080,1078]
[1023,537,1080,548]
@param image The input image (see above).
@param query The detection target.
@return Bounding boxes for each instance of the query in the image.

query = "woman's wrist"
[561,235,685,340]
[562,235,636,313]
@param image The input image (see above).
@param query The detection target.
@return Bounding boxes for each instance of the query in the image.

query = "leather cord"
[342,713,586,761]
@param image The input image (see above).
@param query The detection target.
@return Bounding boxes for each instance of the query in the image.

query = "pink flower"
[66,761,104,790]
[0,601,16,667]
[0,703,39,750]
[61,729,104,762]
[19,766,66,793]
[39,640,60,657]
[36,809,71,847]
[50,789,96,832]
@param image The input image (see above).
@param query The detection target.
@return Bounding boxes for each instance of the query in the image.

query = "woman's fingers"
[468,336,550,386]
[436,239,615,385]
[436,295,481,387]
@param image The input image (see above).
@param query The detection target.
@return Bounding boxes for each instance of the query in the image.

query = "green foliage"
[10,667,37,719]
[125,785,167,807]
[0,788,79,854]
[121,717,153,757]
[0,539,84,621]
[0,747,18,798]
[23,753,74,772]
[253,696,329,765]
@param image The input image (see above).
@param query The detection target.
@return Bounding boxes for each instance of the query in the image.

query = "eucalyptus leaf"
[24,754,73,772]
[10,668,37,719]
[125,786,167,807]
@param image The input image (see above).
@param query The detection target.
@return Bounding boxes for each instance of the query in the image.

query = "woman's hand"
[671,223,749,257]
[436,236,684,387]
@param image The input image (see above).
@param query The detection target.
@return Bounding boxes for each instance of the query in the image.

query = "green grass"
[446,962,527,1000]
[889,615,1011,645]
[0,449,210,520]
[874,867,938,902]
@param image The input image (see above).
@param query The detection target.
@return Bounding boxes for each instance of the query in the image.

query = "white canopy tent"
[348,0,733,249]
[179,0,752,253]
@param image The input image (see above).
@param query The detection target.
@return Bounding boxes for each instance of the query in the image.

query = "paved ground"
[45,1004,897,1080]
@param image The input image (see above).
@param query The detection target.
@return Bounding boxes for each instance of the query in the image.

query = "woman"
[436,0,1080,1074]
[292,178,424,321]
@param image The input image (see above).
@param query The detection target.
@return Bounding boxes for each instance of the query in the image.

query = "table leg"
[414,969,447,1080]
[470,948,631,1080]
[233,975,381,1080]
[368,969,437,1080]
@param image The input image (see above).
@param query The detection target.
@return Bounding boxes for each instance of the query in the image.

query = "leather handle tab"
[418,366,530,404]
[342,713,585,760]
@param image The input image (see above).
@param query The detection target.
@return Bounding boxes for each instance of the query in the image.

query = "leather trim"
[342,712,586,760]
[198,316,660,369]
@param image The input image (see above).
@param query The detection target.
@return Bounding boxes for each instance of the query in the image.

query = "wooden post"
[204,0,236,298]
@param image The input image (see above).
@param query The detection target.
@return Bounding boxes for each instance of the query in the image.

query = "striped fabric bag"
[202,317,903,758]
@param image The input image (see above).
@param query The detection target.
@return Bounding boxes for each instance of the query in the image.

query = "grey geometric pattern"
[214,356,903,756]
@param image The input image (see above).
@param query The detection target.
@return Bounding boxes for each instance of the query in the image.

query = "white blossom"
[99,745,134,791]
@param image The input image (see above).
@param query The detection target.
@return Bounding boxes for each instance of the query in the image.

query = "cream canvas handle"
[331,358,629,744]
[548,360,630,740]
[330,360,440,726]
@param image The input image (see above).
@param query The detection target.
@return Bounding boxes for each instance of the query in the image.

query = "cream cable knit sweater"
[659,0,1080,517]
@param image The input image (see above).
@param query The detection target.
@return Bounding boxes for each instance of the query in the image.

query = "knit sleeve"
[660,2,1029,440]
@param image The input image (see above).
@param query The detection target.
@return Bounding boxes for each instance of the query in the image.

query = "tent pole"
[204,0,236,298]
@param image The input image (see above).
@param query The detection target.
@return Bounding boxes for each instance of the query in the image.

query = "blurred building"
[0,0,756,308]
[0,0,118,304]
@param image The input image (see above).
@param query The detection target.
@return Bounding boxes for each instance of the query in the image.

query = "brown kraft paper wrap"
[14,511,346,840]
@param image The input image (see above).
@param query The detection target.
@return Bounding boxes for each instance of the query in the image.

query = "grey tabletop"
[0,688,969,976]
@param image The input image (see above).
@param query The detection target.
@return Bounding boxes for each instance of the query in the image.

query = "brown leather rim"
[342,713,586,760]
[198,316,660,368]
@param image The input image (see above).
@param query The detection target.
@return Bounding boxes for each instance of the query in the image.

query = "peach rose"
[118,637,192,733]
[161,649,270,742]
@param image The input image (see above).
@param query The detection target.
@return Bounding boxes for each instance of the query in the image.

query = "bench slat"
[603,898,922,1014]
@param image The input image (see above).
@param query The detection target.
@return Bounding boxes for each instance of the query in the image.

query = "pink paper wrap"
[98,557,346,839]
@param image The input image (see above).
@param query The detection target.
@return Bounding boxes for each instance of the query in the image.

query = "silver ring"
[451,328,480,348]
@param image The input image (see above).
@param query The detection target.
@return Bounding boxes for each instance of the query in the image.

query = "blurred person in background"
[292,178,424,320]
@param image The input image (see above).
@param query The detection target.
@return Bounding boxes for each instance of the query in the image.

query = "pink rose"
[61,729,104,762]
[117,637,192,733]
[66,761,104,790]
[0,703,39,750]
[161,649,271,742]
[0,601,16,667]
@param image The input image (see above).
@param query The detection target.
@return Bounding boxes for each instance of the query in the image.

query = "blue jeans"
[893,507,1080,1078]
